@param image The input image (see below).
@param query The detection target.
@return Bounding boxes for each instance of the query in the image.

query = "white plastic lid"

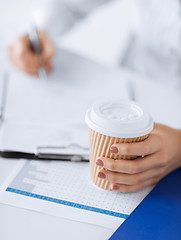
[85,100,153,138]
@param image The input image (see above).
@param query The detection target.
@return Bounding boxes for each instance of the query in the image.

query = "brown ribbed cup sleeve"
[88,128,149,191]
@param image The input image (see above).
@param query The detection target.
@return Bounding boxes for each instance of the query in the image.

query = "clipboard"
[0,48,130,161]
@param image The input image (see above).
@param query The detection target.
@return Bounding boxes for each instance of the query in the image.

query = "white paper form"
[0,159,152,229]
[0,48,130,156]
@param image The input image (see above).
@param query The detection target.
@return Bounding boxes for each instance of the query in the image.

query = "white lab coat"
[32,0,181,89]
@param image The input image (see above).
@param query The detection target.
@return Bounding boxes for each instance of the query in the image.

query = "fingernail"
[96,159,104,167]
[110,146,118,153]
[112,185,119,190]
[98,172,106,179]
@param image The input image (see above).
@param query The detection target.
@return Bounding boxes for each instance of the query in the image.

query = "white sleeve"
[31,0,111,38]
[136,0,181,53]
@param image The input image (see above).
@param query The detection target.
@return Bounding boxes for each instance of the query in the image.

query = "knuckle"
[144,144,151,155]
[52,48,55,56]
[109,161,116,171]
[154,176,161,184]
[119,185,131,193]
[158,166,166,176]
[49,47,55,57]
[16,42,28,58]
[21,61,29,71]
[110,174,117,183]
[14,47,25,60]
[18,48,26,59]
[127,162,139,174]
[159,155,168,167]
[127,162,134,174]
[45,50,53,59]
[132,176,141,185]
[158,135,164,147]
[160,169,165,177]
[122,145,130,155]
[159,160,167,168]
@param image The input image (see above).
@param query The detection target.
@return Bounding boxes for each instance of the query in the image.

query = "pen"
[28,25,47,80]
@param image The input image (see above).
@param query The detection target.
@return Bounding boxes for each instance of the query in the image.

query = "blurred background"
[0,0,137,69]
[1,0,181,90]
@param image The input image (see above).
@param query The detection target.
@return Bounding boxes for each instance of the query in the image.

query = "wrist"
[175,129,181,167]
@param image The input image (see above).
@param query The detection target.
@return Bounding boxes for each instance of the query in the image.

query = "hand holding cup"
[96,123,181,192]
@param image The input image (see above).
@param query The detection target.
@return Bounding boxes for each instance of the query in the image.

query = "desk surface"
[0,48,181,240]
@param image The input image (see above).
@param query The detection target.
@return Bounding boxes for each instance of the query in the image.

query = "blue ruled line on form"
[6,187,129,219]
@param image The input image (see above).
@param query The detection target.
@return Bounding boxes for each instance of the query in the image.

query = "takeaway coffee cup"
[85,100,153,191]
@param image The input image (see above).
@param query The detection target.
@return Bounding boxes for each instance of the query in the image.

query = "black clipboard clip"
[36,144,89,161]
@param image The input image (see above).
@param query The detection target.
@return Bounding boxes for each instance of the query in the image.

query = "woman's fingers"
[111,177,160,192]
[8,36,42,74]
[7,31,55,75]
[8,46,53,76]
[96,153,166,174]
[110,134,162,156]
[9,53,40,75]
[95,123,181,192]
[41,40,55,62]
[38,31,55,62]
[97,166,164,186]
